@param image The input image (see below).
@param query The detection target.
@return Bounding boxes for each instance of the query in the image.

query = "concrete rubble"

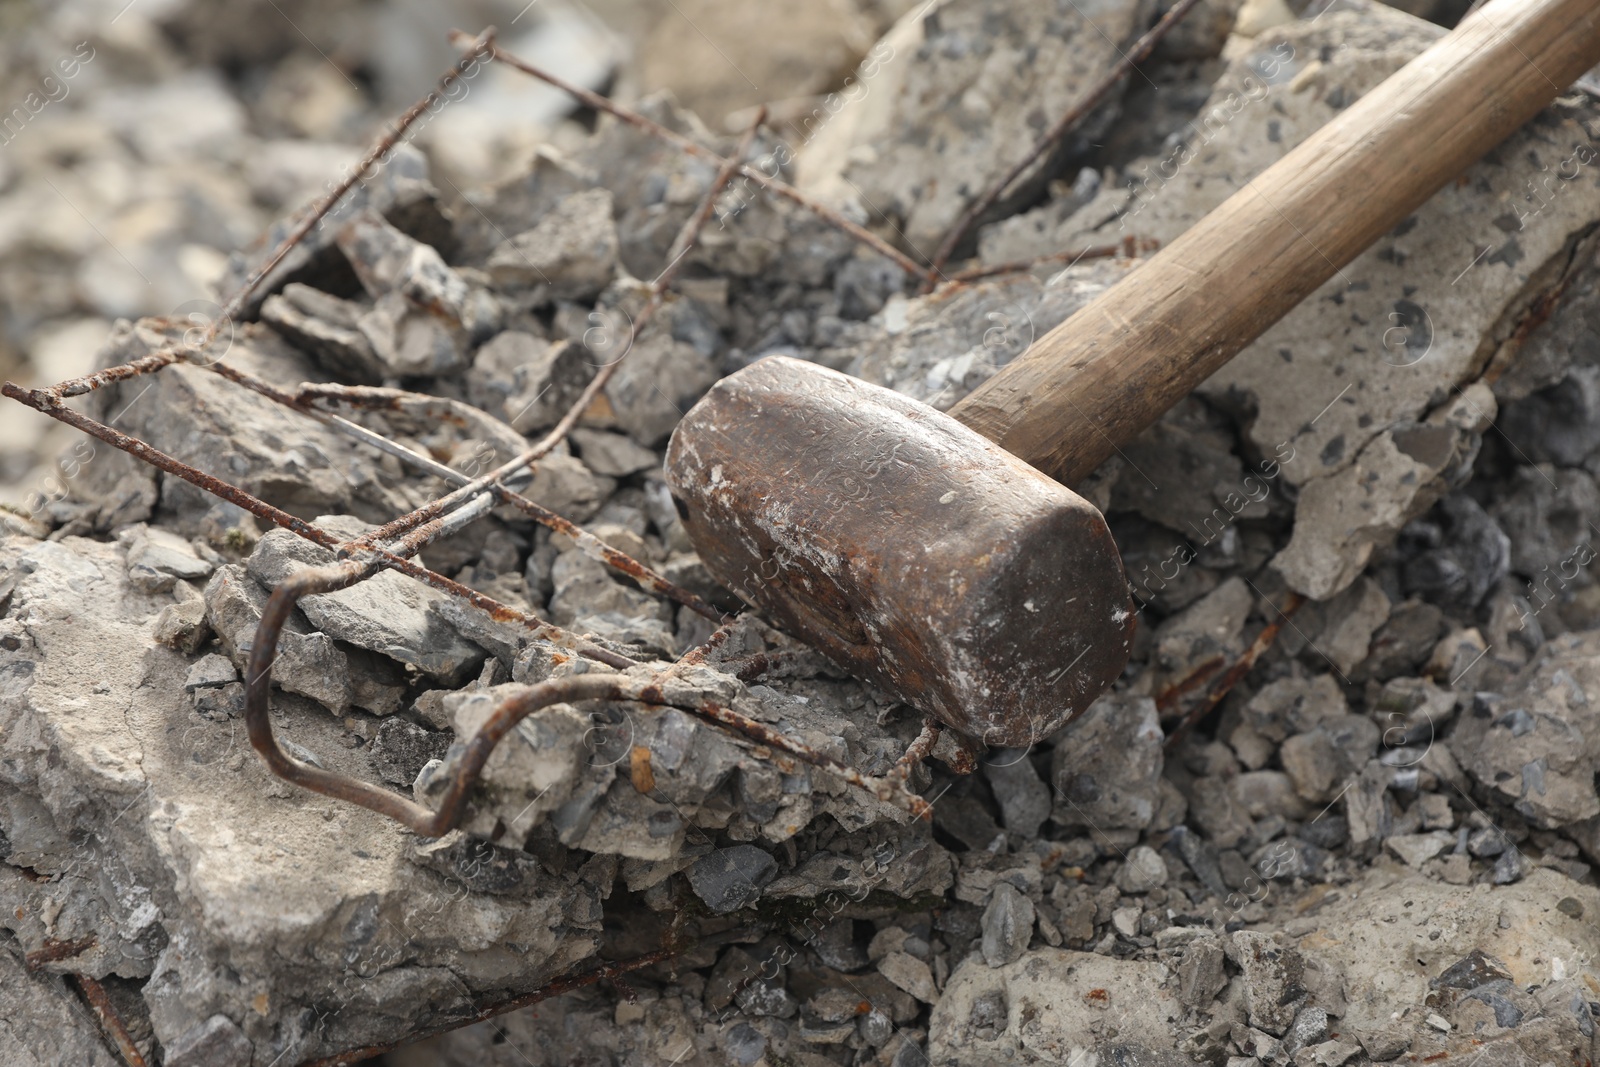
[4,0,1600,1065]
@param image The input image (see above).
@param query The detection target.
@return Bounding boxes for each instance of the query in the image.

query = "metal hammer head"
[664,356,1133,748]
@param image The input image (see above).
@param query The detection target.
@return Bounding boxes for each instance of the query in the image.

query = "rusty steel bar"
[0,27,938,857]
[1163,592,1306,750]
[245,586,926,836]
[721,648,824,683]
[675,621,738,668]
[893,718,942,783]
[73,974,149,1067]
[23,935,97,972]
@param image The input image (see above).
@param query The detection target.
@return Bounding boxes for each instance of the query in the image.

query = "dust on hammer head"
[665,355,1134,748]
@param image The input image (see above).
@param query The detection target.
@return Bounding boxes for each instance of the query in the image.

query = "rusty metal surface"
[665,355,1134,748]
[73,974,149,1067]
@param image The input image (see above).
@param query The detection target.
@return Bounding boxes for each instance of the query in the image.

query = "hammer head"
[665,356,1133,748]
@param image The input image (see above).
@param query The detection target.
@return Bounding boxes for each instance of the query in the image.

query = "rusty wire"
[1163,591,1307,750]
[2,31,933,852]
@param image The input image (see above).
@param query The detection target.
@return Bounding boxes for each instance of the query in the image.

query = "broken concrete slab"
[1288,864,1600,1042]
[0,530,600,1065]
[801,0,1153,253]
[928,948,1187,1064]
[1450,630,1600,829]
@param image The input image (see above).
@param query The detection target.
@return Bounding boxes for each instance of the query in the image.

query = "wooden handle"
[949,0,1600,485]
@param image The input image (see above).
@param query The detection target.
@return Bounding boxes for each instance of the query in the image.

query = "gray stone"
[1357,1027,1412,1062]
[246,519,488,684]
[153,598,212,657]
[1113,413,1269,536]
[355,290,466,378]
[1186,776,1255,850]
[982,750,1051,839]
[848,270,1124,412]
[1172,826,1229,897]
[1494,848,1531,884]
[89,323,416,528]
[370,718,452,788]
[548,548,664,627]
[602,331,718,446]
[1276,415,1480,601]
[220,139,444,312]
[686,845,778,914]
[811,920,870,973]
[122,524,213,594]
[1285,577,1392,676]
[164,1013,253,1067]
[1150,577,1255,694]
[335,212,492,376]
[834,254,907,321]
[1283,866,1599,1037]
[1052,692,1165,833]
[1244,674,1347,743]
[980,883,1034,968]
[1431,948,1513,991]
[878,950,938,1004]
[928,949,1188,1062]
[1281,715,1380,803]
[183,653,237,692]
[487,188,618,301]
[1177,937,1229,1008]
[1232,770,1310,821]
[1450,631,1600,827]
[472,333,596,435]
[1285,1006,1330,1053]
[260,283,384,382]
[1115,844,1170,894]
[1399,495,1511,616]
[522,453,615,524]
[1489,465,1600,584]
[1228,931,1307,1037]
[337,211,480,331]
[1344,760,1396,854]
[1384,831,1455,868]
[1501,363,1600,466]
[1357,600,1448,682]
[569,427,661,478]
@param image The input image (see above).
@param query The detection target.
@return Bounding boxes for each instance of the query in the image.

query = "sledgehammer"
[665,0,1600,748]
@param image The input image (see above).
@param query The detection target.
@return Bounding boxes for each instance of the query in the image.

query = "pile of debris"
[4,1,1600,1066]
